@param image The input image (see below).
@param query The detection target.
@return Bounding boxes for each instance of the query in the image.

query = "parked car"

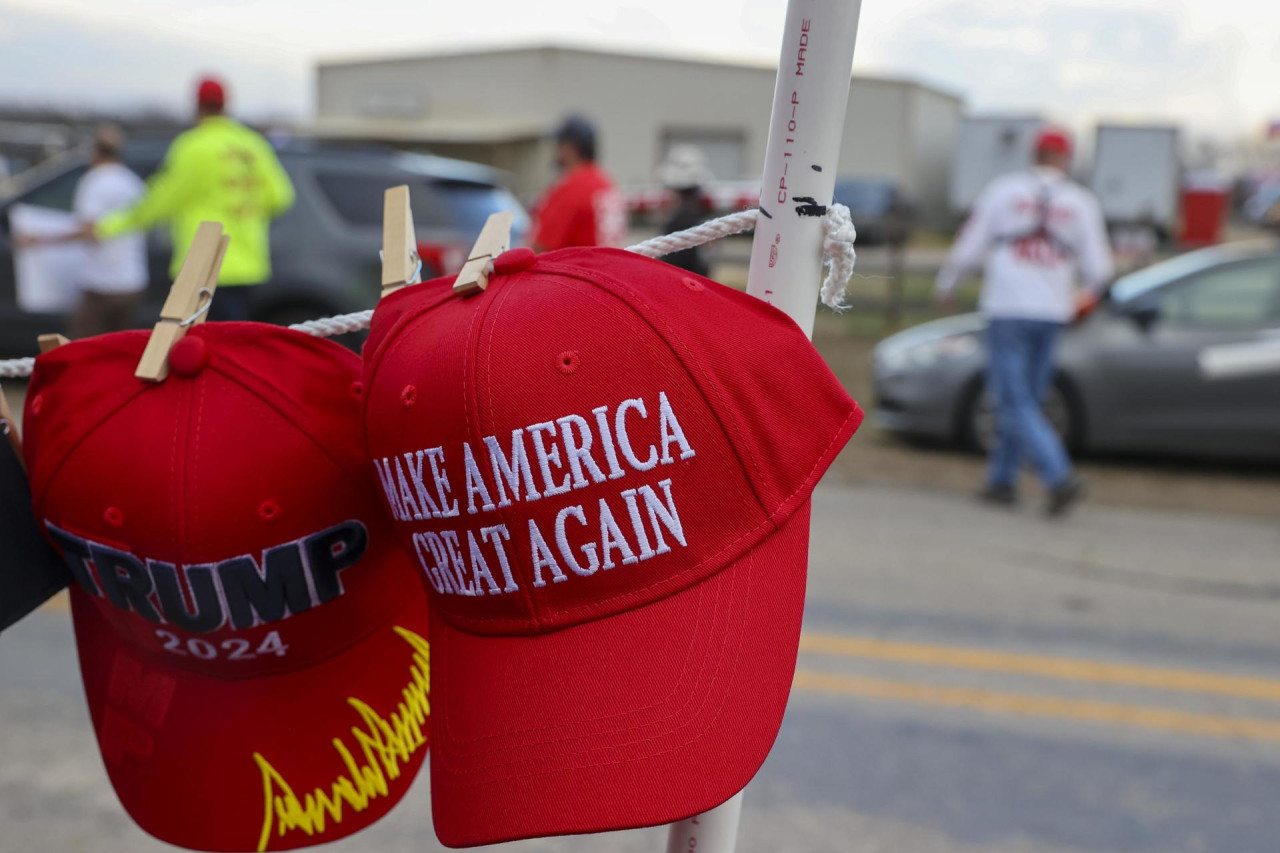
[832,177,912,246]
[872,241,1280,461]
[1244,180,1280,230]
[0,137,529,355]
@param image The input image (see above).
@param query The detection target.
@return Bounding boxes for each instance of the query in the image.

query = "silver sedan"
[872,242,1280,461]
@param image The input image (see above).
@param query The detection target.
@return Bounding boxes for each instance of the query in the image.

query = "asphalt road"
[3,481,1280,853]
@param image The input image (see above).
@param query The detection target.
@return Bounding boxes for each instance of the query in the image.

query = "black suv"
[0,137,529,355]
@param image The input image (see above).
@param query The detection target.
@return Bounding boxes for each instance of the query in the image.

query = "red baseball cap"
[1035,126,1073,158]
[362,247,862,846]
[23,324,431,852]
[196,76,226,111]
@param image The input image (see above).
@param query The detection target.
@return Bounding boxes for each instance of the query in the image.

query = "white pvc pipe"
[664,2,862,852]
[664,791,744,853]
[747,0,864,338]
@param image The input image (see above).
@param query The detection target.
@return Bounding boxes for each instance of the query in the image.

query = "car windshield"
[1245,183,1280,218]
[834,179,893,217]
[1109,247,1261,304]
[434,180,526,233]
[1,149,85,204]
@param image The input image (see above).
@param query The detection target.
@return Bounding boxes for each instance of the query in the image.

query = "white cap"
[657,145,714,190]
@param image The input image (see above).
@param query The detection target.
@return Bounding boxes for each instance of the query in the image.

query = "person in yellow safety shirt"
[93,77,295,322]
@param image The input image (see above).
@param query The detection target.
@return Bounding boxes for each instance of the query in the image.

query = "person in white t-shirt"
[18,125,148,338]
[935,127,1114,517]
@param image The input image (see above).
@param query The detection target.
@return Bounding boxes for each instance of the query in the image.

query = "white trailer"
[1089,124,1180,231]
[948,115,1043,213]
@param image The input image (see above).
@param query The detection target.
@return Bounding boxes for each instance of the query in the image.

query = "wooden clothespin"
[381,185,420,298]
[453,211,514,295]
[37,334,69,353]
[135,222,229,382]
[0,386,21,467]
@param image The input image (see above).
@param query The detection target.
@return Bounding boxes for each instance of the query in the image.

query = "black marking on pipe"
[759,206,774,219]
[792,196,827,217]
[811,164,823,171]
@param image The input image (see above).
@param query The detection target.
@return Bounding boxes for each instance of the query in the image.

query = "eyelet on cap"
[169,335,209,377]
[556,350,581,374]
[401,385,418,407]
[349,381,365,401]
[103,506,124,528]
[258,500,280,522]
[682,277,704,292]
[493,247,536,276]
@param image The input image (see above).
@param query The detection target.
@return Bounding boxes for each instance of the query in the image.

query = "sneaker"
[1046,476,1086,517]
[976,483,1018,507]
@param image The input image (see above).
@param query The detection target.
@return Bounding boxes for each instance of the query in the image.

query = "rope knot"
[819,203,858,312]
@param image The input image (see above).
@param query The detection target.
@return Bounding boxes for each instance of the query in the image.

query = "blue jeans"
[985,318,1071,490]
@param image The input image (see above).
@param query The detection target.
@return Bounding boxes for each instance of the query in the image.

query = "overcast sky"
[0,0,1276,142]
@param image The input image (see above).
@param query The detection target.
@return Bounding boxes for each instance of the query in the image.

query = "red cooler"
[1180,180,1228,246]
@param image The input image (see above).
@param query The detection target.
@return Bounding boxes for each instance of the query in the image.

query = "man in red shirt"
[529,115,626,251]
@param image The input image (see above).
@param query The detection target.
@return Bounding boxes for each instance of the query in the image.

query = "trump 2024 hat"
[23,323,431,852]
[361,246,862,846]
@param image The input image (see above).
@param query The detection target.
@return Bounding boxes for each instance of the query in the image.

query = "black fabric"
[0,430,69,634]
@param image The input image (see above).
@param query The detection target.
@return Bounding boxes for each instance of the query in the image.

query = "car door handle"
[1199,337,1280,380]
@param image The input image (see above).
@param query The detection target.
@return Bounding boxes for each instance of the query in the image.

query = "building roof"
[316,41,963,104]
[312,115,547,144]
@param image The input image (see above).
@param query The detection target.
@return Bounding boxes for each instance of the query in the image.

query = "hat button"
[168,335,209,377]
[492,247,536,276]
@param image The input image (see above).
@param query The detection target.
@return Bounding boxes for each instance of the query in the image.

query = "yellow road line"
[800,633,1280,703]
[793,670,1280,743]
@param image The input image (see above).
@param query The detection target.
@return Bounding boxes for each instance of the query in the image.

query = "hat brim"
[70,588,432,852]
[428,500,812,847]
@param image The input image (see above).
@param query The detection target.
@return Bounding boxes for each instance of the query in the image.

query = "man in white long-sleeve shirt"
[16,125,147,337]
[935,127,1113,516]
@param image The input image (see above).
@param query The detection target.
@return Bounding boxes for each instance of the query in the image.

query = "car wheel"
[960,376,1081,454]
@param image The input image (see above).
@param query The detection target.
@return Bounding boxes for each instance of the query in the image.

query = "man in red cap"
[935,126,1113,516]
[92,76,295,322]
[528,115,626,251]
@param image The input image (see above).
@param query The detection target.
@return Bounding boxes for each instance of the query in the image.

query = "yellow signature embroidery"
[253,627,429,852]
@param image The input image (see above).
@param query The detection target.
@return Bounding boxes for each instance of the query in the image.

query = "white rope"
[0,206,857,379]
[288,309,375,338]
[820,204,858,311]
[0,358,35,379]
[626,209,761,258]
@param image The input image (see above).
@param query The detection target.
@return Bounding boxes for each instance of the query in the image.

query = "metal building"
[314,44,963,223]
